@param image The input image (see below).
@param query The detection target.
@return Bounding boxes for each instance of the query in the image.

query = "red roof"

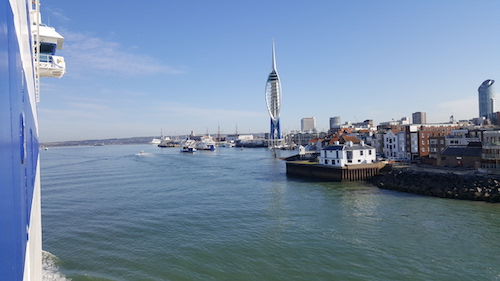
[328,135,360,145]
[308,137,323,143]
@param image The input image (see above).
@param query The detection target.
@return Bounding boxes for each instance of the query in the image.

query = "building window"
[360,150,364,156]
[347,151,353,159]
[369,150,372,155]
[324,159,328,164]
[348,160,352,163]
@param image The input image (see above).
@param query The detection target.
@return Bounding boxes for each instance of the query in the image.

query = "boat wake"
[135,150,152,156]
[42,251,69,281]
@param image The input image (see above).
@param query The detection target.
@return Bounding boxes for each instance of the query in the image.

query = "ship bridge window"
[39,42,56,55]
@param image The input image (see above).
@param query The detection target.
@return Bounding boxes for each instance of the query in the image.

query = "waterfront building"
[319,141,376,167]
[429,136,446,159]
[412,112,427,124]
[265,39,282,147]
[481,130,500,170]
[301,117,316,132]
[372,133,385,155]
[427,129,483,160]
[438,142,482,168]
[404,123,461,160]
[382,130,407,160]
[445,129,481,147]
[478,79,496,121]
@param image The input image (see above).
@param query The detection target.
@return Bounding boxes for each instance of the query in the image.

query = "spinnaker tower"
[265,39,282,148]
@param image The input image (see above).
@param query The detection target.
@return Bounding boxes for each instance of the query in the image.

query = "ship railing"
[38,54,64,66]
[32,0,41,101]
[37,55,66,78]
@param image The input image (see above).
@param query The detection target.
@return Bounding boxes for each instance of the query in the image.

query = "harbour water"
[41,144,500,280]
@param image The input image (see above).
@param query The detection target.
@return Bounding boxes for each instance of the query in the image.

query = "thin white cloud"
[152,102,267,118]
[39,96,116,120]
[434,97,478,121]
[39,108,104,120]
[62,32,185,77]
[49,10,70,23]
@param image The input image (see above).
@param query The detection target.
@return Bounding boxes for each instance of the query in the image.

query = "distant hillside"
[42,136,156,147]
[41,132,268,147]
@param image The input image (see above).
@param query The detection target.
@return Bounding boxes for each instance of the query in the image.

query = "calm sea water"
[41,144,500,281]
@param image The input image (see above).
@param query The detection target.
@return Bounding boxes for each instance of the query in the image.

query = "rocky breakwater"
[373,168,500,202]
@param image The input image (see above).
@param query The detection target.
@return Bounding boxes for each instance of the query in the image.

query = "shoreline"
[371,166,500,203]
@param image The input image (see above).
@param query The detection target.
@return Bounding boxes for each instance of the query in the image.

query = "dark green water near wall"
[41,144,500,280]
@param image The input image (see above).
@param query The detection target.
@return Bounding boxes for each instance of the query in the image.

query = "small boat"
[180,139,197,153]
[135,150,148,156]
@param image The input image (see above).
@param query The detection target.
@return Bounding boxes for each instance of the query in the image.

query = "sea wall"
[286,161,385,181]
[373,169,500,202]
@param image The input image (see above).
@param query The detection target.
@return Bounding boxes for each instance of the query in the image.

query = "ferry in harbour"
[0,0,66,280]
[150,138,161,145]
[196,135,216,151]
[180,139,197,153]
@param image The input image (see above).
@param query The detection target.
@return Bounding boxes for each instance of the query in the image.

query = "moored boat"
[196,136,216,151]
[180,139,197,153]
[150,138,161,144]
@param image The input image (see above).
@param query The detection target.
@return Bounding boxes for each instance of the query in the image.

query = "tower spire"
[272,38,277,70]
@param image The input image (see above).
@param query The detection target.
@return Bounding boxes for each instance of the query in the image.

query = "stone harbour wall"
[286,162,385,181]
[373,169,500,202]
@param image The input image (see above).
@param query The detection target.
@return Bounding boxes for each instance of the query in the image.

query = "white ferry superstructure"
[181,139,197,153]
[0,0,66,280]
[196,136,216,151]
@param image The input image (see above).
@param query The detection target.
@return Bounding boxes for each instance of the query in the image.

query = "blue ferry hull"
[0,0,42,280]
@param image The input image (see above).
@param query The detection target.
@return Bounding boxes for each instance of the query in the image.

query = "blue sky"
[38,0,500,142]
